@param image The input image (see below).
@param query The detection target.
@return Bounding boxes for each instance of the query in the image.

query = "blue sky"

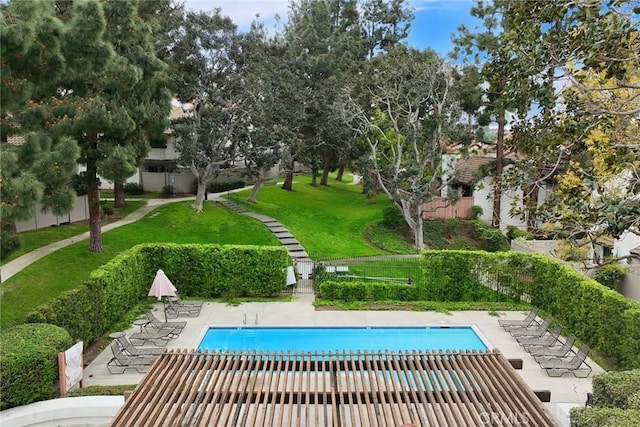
[184,0,480,56]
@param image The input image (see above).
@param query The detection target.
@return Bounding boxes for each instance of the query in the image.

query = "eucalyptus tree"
[339,46,459,249]
[236,23,306,202]
[168,9,246,212]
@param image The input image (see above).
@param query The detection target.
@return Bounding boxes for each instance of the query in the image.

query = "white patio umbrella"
[148,269,177,301]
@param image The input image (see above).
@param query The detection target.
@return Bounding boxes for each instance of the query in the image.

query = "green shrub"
[382,206,404,229]
[593,264,627,291]
[208,180,245,193]
[471,205,483,219]
[483,228,508,251]
[592,370,640,409]
[570,407,640,427]
[123,182,144,195]
[161,185,174,198]
[0,324,73,410]
[506,225,530,241]
[444,218,458,237]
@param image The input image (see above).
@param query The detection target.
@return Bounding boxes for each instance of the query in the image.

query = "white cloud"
[184,0,289,28]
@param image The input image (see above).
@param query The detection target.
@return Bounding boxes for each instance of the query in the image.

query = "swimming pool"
[198,326,487,353]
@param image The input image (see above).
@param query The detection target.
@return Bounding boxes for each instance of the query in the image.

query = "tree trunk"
[282,172,293,191]
[310,167,318,187]
[415,203,424,249]
[192,182,206,212]
[336,165,345,182]
[114,181,125,208]
[526,184,539,232]
[86,159,103,253]
[320,156,331,186]
[247,176,264,203]
[492,118,505,229]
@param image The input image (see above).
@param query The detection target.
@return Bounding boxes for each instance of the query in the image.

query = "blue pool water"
[197,326,487,353]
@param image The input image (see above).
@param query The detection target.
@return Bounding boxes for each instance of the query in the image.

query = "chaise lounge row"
[499,307,592,377]
[107,310,192,374]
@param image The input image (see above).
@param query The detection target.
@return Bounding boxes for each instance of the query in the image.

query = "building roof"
[454,157,495,185]
[111,349,559,426]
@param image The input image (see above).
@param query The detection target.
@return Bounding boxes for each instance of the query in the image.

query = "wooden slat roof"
[111,349,559,427]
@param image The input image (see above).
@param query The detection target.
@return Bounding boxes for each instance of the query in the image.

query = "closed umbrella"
[148,269,177,301]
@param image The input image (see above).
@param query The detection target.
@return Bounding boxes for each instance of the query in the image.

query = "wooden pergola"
[111,349,559,426]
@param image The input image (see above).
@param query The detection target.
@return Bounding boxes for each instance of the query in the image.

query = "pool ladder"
[243,313,258,325]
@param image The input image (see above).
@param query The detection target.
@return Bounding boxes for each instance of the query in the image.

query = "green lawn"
[0,201,145,265]
[229,174,395,258]
[0,201,279,328]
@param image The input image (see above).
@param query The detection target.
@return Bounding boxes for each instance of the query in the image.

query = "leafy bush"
[161,185,174,198]
[0,324,73,410]
[471,205,483,219]
[382,206,404,229]
[123,182,144,195]
[444,218,458,237]
[208,180,245,193]
[593,264,627,291]
[591,370,640,409]
[506,225,531,241]
[570,407,640,427]
[483,228,508,252]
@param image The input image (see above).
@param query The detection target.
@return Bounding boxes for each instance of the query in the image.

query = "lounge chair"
[164,299,201,319]
[145,311,186,334]
[509,317,553,337]
[498,307,539,329]
[107,342,159,374]
[172,295,204,307]
[517,325,562,349]
[536,344,592,377]
[116,335,166,357]
[531,336,577,359]
[129,329,175,346]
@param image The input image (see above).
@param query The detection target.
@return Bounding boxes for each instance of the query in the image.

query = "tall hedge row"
[422,250,640,369]
[25,244,288,345]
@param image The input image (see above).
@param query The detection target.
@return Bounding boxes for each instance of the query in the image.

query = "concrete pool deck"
[78,295,603,426]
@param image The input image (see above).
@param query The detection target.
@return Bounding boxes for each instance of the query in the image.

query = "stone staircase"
[214,197,314,294]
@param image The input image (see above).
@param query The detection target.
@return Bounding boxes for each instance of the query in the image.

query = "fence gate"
[294,259,315,294]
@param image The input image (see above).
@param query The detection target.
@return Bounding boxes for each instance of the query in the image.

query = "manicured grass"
[228,175,397,258]
[0,201,145,265]
[0,201,279,329]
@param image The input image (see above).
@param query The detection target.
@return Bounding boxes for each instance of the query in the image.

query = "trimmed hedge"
[0,324,73,410]
[570,407,640,427]
[570,370,640,426]
[26,244,289,345]
[591,370,640,409]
